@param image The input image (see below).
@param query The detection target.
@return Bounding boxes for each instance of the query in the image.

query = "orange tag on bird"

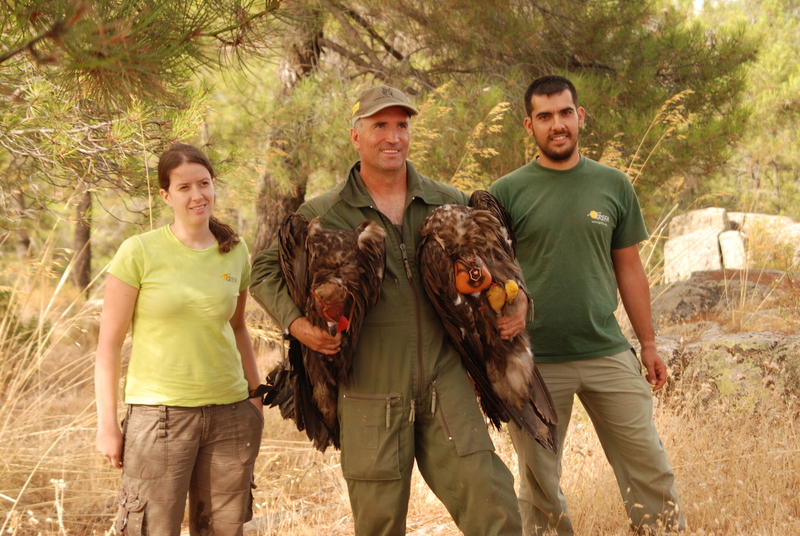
[454,256,492,294]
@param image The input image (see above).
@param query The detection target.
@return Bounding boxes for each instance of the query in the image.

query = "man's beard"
[538,131,578,162]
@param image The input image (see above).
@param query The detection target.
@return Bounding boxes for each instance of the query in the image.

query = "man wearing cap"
[250,85,523,536]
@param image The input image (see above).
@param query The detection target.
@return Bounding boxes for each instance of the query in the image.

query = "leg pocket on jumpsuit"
[339,392,403,480]
[115,487,147,535]
[433,380,495,457]
[122,406,167,481]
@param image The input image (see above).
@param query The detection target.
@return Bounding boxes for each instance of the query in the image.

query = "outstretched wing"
[417,232,511,429]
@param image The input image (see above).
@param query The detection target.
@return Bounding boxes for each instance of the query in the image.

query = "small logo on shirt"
[588,210,610,226]
[221,273,238,283]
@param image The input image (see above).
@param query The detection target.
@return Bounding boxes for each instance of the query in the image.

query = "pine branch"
[0,2,91,65]
[339,3,403,61]
[318,37,378,74]
[318,0,385,74]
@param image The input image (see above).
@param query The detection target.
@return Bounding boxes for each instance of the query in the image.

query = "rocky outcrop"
[662,208,800,283]
[632,270,799,409]
[650,270,782,326]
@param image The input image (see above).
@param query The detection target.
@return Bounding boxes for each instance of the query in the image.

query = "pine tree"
[239,0,757,248]
[0,0,282,291]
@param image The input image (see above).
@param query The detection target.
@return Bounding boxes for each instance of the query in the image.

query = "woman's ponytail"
[209,215,240,254]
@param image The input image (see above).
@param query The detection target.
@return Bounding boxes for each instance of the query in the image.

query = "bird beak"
[326,321,337,337]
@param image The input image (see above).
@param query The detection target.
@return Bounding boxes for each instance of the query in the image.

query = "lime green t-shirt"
[489,156,649,363]
[108,225,251,406]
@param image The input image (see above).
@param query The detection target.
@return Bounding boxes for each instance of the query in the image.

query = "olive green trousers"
[509,350,685,535]
[340,372,522,536]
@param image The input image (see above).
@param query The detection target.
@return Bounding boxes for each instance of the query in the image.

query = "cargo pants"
[115,401,264,536]
[509,349,685,535]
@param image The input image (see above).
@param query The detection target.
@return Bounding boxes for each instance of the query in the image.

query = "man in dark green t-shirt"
[490,76,684,535]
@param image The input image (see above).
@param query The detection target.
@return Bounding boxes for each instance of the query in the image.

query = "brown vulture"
[416,190,558,453]
[263,213,386,452]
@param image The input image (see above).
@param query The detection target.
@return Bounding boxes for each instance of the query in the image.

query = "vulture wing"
[469,189,517,252]
[417,230,510,430]
[264,214,386,453]
[268,213,336,451]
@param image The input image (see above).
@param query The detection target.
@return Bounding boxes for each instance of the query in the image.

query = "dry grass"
[2,249,800,536]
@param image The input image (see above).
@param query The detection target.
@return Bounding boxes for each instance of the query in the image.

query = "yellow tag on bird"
[486,284,507,312]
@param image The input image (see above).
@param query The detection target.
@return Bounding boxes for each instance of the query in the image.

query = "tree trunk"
[254,177,306,253]
[12,189,31,258]
[252,6,322,255]
[73,188,92,295]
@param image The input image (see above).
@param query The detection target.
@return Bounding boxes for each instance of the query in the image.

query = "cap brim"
[352,103,420,127]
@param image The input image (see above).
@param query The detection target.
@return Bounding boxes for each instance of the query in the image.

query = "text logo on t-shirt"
[221,272,238,283]
[587,210,610,226]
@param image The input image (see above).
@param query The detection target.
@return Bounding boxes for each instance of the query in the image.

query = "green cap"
[351,85,419,127]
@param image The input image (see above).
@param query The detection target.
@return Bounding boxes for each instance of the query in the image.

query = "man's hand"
[640,344,667,391]
[496,296,528,341]
[289,316,342,354]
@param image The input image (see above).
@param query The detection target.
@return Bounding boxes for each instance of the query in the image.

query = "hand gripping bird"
[417,190,558,452]
[265,213,386,452]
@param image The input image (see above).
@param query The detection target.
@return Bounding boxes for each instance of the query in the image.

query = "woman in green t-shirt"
[94,143,264,535]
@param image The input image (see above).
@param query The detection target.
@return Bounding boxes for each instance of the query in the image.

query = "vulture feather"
[417,190,558,453]
[263,213,386,452]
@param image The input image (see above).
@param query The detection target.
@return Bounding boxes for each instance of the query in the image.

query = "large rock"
[728,212,800,267]
[770,334,800,404]
[719,230,747,269]
[727,212,795,233]
[630,336,682,367]
[669,207,729,238]
[663,228,722,283]
[664,209,800,282]
[650,270,776,327]
[675,331,782,408]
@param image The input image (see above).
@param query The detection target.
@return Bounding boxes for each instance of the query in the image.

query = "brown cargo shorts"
[114,400,264,536]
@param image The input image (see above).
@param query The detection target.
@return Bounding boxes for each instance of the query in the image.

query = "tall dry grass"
[2,228,800,536]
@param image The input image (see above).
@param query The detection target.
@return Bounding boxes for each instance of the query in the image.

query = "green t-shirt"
[108,225,251,406]
[490,155,648,363]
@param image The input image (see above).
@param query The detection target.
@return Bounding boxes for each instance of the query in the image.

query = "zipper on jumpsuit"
[384,210,426,425]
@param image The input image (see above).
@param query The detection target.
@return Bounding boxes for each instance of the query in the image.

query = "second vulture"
[417,190,558,452]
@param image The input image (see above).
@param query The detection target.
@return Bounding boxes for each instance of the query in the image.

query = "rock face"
[718,230,747,269]
[650,270,781,326]
[677,331,781,407]
[638,269,799,410]
[663,228,723,283]
[662,208,800,283]
[668,207,729,238]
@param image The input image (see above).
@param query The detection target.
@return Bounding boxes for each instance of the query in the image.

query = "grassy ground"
[2,256,799,535]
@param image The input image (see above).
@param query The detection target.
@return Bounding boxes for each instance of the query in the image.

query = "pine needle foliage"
[0,0,286,264]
